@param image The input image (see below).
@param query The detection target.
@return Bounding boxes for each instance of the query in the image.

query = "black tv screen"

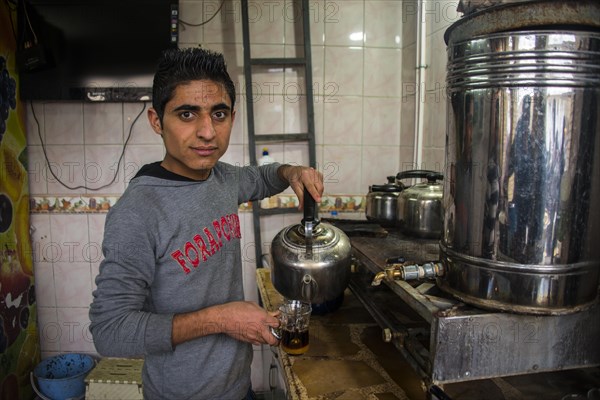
[18,0,179,102]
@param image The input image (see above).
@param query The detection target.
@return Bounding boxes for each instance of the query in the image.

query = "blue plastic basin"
[33,354,94,400]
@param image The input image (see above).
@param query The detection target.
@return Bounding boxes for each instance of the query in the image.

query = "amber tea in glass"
[278,300,312,355]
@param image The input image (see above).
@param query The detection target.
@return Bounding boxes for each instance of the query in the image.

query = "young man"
[89,47,323,400]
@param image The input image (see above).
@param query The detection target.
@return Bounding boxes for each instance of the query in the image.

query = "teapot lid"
[370,176,404,193]
[282,223,340,249]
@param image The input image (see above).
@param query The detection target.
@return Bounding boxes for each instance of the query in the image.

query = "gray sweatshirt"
[89,161,288,400]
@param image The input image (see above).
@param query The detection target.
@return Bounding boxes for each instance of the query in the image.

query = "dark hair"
[152,47,236,123]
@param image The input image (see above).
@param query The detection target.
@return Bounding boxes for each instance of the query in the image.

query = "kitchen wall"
[25,0,458,391]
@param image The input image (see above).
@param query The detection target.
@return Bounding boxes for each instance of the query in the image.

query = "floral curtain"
[1,2,41,399]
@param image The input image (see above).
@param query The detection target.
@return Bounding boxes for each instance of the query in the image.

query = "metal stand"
[349,233,600,388]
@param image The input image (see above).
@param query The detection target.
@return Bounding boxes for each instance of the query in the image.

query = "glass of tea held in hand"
[277,300,312,355]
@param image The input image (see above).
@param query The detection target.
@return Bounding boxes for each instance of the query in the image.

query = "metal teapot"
[396,170,444,239]
[270,189,352,304]
[365,176,405,227]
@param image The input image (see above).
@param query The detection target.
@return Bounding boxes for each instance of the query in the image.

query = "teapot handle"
[302,187,319,226]
[396,170,444,183]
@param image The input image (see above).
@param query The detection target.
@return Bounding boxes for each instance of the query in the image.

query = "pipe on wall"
[412,0,427,171]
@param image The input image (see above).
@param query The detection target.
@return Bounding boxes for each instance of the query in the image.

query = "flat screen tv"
[17,0,179,102]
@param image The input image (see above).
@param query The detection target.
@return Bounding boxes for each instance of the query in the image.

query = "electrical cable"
[21,0,38,48]
[22,0,38,47]
[3,0,17,42]
[179,0,225,28]
[29,101,147,191]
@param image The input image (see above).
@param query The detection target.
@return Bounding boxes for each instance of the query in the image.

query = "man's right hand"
[172,301,280,347]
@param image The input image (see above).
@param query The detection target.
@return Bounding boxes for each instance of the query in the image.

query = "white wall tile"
[364,0,404,48]
[312,95,325,146]
[421,147,446,172]
[44,103,84,145]
[361,145,401,193]
[324,47,363,96]
[27,145,49,195]
[284,0,325,46]
[34,262,56,308]
[125,102,162,145]
[26,101,44,145]
[30,213,51,262]
[178,1,205,45]
[84,145,126,194]
[323,1,364,47]
[363,48,403,98]
[283,45,325,92]
[283,94,307,134]
[283,143,310,167]
[323,96,362,145]
[251,46,285,96]
[45,145,86,195]
[240,212,255,263]
[259,214,284,254]
[242,260,259,303]
[221,143,246,167]
[282,213,301,227]
[56,307,95,353]
[49,214,90,263]
[30,214,56,307]
[230,95,246,145]
[87,214,106,260]
[424,1,460,38]
[310,45,325,90]
[400,146,417,171]
[123,145,166,184]
[83,103,124,145]
[88,214,106,291]
[362,97,402,147]
[400,94,416,148]
[37,307,59,353]
[202,0,244,44]
[54,262,92,308]
[252,94,284,135]
[322,145,362,194]
[247,0,286,45]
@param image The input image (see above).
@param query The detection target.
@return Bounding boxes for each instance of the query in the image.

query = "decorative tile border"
[30,195,119,213]
[31,194,366,214]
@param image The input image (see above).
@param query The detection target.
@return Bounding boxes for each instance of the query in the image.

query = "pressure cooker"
[396,170,444,239]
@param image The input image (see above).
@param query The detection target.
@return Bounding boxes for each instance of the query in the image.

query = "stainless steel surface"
[269,326,281,340]
[270,222,352,303]
[366,176,404,227]
[432,304,600,384]
[445,0,600,45]
[441,29,600,314]
[396,171,444,239]
[350,233,600,387]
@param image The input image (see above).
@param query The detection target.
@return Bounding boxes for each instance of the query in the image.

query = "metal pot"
[365,176,404,227]
[396,170,444,239]
[439,23,600,314]
[271,189,352,304]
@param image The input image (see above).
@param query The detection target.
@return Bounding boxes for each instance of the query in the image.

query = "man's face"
[148,79,235,180]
